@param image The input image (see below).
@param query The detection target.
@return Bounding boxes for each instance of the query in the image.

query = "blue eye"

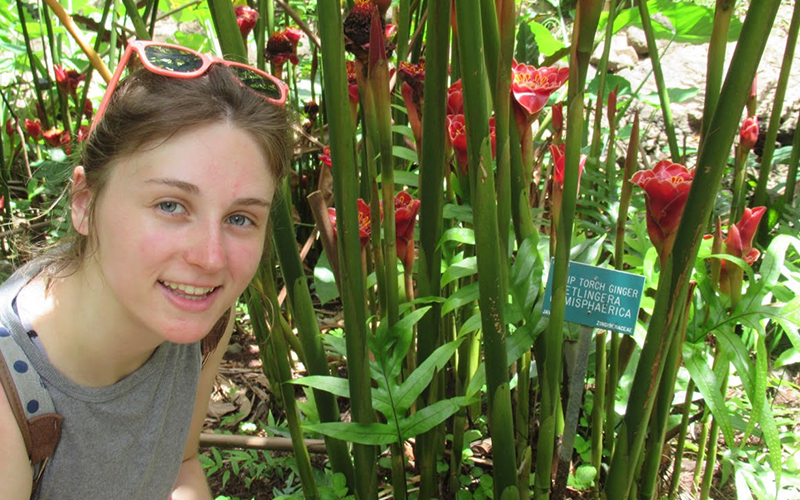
[227,214,253,227]
[158,201,186,214]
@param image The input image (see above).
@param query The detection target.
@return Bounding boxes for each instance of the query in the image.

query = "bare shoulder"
[0,379,33,499]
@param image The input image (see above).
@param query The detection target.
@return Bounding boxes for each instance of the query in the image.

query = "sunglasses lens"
[229,66,283,101]
[143,45,204,73]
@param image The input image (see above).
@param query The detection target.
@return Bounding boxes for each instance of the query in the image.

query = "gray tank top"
[0,264,202,500]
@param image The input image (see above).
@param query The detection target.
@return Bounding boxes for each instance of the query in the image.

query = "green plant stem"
[454,1,518,498]
[602,2,781,497]
[536,2,603,498]
[730,147,748,223]
[752,0,800,210]
[120,0,151,39]
[16,0,49,130]
[317,1,377,498]
[414,1,450,497]
[206,0,247,63]
[588,0,618,165]
[668,380,695,499]
[637,0,680,162]
[639,283,694,500]
[270,181,356,488]
[248,267,320,500]
[699,372,730,500]
[786,108,800,206]
[699,0,737,145]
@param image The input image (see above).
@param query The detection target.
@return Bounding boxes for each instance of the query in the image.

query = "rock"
[626,27,649,56]
[590,33,640,72]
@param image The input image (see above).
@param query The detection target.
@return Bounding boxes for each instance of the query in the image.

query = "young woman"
[0,41,291,499]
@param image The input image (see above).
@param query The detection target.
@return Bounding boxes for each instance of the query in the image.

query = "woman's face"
[72,122,276,345]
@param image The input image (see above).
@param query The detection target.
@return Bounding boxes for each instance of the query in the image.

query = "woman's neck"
[17,264,162,387]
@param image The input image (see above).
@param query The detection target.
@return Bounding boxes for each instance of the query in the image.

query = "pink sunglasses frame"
[92,40,288,129]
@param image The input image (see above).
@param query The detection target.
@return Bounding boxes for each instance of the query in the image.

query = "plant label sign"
[542,260,645,335]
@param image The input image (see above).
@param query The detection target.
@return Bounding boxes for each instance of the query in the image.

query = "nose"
[184,222,226,273]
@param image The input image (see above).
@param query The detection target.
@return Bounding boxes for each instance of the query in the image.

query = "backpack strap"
[0,328,62,473]
[200,309,231,366]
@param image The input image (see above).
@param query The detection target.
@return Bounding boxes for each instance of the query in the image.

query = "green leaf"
[303,422,398,445]
[288,375,351,399]
[443,203,474,224]
[442,256,478,286]
[392,145,418,163]
[457,312,483,337]
[377,169,419,188]
[437,227,475,249]
[605,0,741,44]
[514,21,539,65]
[586,74,633,101]
[399,397,469,439]
[510,232,544,322]
[465,325,537,398]
[640,87,700,107]
[442,282,480,315]
[313,252,340,306]
[392,124,415,139]
[527,21,564,57]
[394,338,464,413]
[683,345,735,447]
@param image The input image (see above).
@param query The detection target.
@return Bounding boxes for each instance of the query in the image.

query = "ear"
[70,166,92,236]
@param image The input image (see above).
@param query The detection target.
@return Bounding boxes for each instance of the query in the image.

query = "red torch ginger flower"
[42,128,71,150]
[54,65,85,98]
[399,60,426,147]
[550,143,587,188]
[5,118,15,137]
[446,114,496,177]
[739,116,759,152]
[327,199,375,248]
[631,160,695,262]
[725,206,766,263]
[83,99,93,120]
[511,61,569,131]
[77,125,90,143]
[25,119,42,140]
[344,0,394,64]
[235,6,259,38]
[266,27,303,68]
[394,191,421,273]
[446,80,464,116]
[320,146,332,167]
[719,206,766,294]
[551,102,564,143]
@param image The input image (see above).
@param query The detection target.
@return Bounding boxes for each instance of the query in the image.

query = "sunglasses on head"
[92,40,288,129]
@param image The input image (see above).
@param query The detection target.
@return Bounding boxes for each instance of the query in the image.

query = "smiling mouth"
[159,280,219,300]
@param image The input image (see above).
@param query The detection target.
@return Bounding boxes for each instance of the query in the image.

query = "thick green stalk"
[603,2,781,497]
[699,0,736,144]
[248,267,319,500]
[121,0,151,39]
[317,2,377,498]
[270,181,355,487]
[207,0,247,63]
[637,0,680,162]
[509,120,535,244]
[454,2,518,499]
[699,363,730,500]
[588,0,618,164]
[752,0,800,208]
[397,0,410,62]
[536,2,603,498]
[414,1,450,498]
[730,147,748,223]
[638,284,694,500]
[786,108,800,205]
[602,112,639,469]
[16,0,49,129]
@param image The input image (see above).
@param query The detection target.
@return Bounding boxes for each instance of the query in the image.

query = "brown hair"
[41,64,292,276]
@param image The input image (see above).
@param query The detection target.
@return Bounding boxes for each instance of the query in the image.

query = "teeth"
[161,281,216,296]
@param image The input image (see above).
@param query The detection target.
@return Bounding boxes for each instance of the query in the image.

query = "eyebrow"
[144,177,271,208]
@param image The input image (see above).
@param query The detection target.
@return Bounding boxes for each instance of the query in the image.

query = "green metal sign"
[542,260,646,335]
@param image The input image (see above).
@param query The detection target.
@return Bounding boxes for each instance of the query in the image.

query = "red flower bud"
[83,99,94,120]
[5,118,15,137]
[446,80,464,116]
[234,6,259,38]
[550,143,587,189]
[25,119,42,141]
[54,65,85,97]
[631,160,695,260]
[320,146,332,168]
[327,199,376,249]
[394,191,421,273]
[724,206,766,261]
[551,102,563,139]
[446,114,496,176]
[739,116,759,152]
[77,125,90,143]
